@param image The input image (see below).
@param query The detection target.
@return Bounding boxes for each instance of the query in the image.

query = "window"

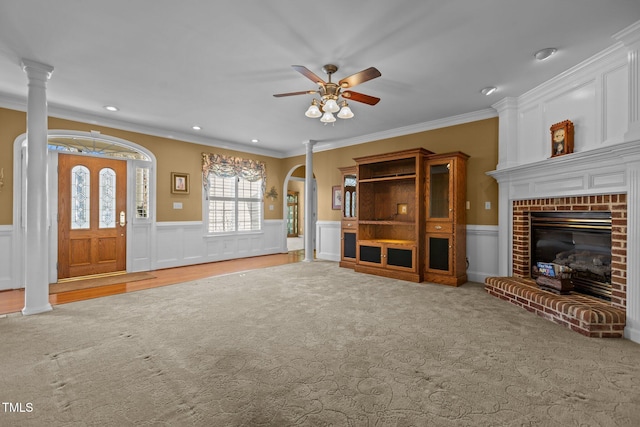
[203,153,266,234]
[207,175,263,233]
[135,167,150,218]
[99,168,116,228]
[71,165,90,230]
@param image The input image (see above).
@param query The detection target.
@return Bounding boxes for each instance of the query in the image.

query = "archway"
[282,165,316,255]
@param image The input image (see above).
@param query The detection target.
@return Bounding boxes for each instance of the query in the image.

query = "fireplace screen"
[530,211,612,300]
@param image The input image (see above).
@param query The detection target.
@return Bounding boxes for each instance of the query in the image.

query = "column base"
[22,303,53,316]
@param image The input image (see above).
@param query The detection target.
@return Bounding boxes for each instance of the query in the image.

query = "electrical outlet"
[466,201,470,210]
[485,201,491,210]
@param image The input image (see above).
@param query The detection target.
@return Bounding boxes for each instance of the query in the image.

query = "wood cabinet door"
[58,154,127,279]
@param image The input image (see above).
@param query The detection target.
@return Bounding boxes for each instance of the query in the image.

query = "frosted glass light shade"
[323,98,340,113]
[305,104,322,118]
[320,111,336,123]
[337,105,354,119]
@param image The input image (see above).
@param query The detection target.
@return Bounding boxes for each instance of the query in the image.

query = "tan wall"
[0,107,498,226]
[282,118,499,225]
[0,108,25,224]
[0,108,286,224]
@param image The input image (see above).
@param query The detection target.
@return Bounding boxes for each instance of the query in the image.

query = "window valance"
[202,152,266,196]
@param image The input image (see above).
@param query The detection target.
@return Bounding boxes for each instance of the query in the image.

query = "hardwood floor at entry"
[0,252,304,316]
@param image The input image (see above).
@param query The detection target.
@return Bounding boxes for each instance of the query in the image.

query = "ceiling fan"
[273,64,381,122]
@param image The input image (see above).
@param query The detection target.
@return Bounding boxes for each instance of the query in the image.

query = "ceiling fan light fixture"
[337,103,354,119]
[320,111,336,123]
[274,63,381,125]
[305,101,322,118]
[323,98,340,113]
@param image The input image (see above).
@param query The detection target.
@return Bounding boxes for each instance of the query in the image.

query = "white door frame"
[12,130,156,288]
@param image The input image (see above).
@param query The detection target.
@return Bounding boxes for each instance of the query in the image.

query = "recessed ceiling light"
[251,139,259,143]
[104,105,119,112]
[480,86,497,96]
[534,47,557,61]
[192,125,202,130]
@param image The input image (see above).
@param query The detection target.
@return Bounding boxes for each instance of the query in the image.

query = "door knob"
[119,211,127,227]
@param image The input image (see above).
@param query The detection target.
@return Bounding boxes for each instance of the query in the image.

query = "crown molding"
[282,108,498,157]
[2,90,496,160]
[0,91,284,158]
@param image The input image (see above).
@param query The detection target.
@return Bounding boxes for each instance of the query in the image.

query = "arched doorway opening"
[282,165,316,255]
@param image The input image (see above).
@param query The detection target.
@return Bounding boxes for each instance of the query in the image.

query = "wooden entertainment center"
[339,148,468,286]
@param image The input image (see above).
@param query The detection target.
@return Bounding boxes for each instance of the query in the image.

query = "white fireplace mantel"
[487,139,640,343]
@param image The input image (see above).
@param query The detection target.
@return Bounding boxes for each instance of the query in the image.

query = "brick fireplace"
[511,194,627,310]
[486,140,640,341]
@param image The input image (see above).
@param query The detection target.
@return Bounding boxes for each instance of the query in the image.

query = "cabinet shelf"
[359,238,415,246]
[359,174,416,183]
[353,148,432,282]
[358,220,415,225]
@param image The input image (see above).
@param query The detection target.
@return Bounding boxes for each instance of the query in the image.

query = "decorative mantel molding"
[487,138,640,343]
[488,138,640,199]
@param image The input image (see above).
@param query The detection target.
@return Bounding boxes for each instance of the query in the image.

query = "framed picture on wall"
[332,185,342,210]
[171,172,190,194]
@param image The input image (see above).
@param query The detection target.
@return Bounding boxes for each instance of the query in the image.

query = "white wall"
[489,20,640,343]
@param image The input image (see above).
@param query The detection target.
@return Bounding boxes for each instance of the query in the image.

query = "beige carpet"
[2,261,639,426]
[49,272,156,294]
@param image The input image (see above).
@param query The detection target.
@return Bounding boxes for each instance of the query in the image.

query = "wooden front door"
[58,154,127,279]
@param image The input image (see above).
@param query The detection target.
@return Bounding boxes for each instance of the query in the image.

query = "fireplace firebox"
[530,211,612,301]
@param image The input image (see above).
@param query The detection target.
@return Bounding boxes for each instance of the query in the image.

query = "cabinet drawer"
[342,220,357,229]
[425,222,452,233]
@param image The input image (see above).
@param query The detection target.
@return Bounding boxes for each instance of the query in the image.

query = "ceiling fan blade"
[339,67,381,88]
[273,90,317,98]
[291,65,326,85]
[342,90,380,105]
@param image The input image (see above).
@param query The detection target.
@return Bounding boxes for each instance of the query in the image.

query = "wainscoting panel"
[315,221,499,281]
[466,225,499,283]
[155,220,286,270]
[0,226,14,290]
[130,222,152,272]
[316,221,341,262]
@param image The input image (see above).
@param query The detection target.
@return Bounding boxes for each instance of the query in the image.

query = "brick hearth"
[485,277,626,338]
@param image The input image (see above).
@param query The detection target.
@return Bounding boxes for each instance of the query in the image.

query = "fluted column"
[303,140,316,262]
[21,59,54,315]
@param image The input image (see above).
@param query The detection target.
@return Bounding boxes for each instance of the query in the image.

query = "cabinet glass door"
[428,163,450,219]
[343,174,356,218]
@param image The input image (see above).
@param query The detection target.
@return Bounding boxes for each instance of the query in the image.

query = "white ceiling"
[1,1,639,157]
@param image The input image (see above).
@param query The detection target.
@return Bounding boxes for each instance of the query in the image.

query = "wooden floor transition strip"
[49,272,156,294]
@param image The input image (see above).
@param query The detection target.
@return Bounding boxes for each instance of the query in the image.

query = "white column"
[491,98,518,276]
[492,97,519,170]
[21,59,54,315]
[614,21,640,142]
[303,140,316,262]
[625,160,640,342]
